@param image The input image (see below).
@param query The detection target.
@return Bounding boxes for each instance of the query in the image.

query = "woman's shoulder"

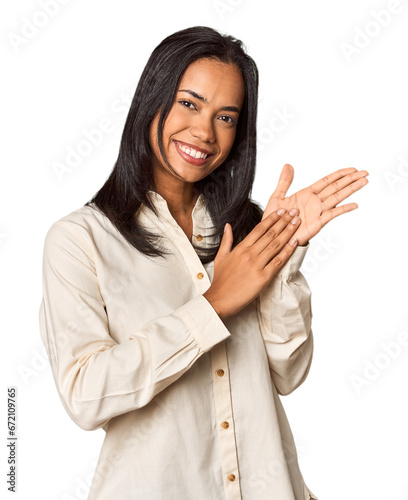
[52,202,106,226]
[43,202,113,254]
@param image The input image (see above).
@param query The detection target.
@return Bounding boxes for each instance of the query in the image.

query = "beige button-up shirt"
[39,190,318,500]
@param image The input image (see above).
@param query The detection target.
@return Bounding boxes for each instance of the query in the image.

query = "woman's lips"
[173,140,214,166]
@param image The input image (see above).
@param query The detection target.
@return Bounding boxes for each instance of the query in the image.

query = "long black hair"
[84,26,263,264]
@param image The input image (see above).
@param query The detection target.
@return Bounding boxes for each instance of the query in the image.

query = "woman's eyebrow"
[177,89,240,113]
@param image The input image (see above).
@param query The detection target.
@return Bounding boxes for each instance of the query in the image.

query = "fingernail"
[224,223,228,233]
[291,216,299,224]
[277,209,286,216]
[289,208,297,216]
[289,237,298,246]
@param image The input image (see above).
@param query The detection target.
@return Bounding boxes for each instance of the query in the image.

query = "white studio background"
[1,1,407,499]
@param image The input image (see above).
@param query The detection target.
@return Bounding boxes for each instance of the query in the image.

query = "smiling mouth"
[174,140,212,159]
[173,140,215,166]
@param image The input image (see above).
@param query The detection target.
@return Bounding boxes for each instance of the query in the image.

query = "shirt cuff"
[174,294,232,353]
[278,242,310,279]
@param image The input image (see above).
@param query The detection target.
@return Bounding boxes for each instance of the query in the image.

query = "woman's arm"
[256,164,368,394]
[39,221,231,432]
[256,244,313,395]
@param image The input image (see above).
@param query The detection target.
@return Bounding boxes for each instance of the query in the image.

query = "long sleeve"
[256,243,313,395]
[38,221,231,431]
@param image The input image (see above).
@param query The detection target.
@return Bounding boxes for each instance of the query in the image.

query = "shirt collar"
[143,189,214,234]
[145,190,206,217]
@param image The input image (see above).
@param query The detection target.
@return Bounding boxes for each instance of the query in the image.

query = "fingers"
[271,163,294,200]
[256,212,301,269]
[321,175,368,211]
[318,170,369,203]
[318,170,369,202]
[263,228,300,276]
[320,202,358,228]
[309,168,359,195]
[215,223,234,264]
[260,209,299,239]
[242,209,287,247]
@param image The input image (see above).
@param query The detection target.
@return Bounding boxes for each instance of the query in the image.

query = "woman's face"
[149,57,245,185]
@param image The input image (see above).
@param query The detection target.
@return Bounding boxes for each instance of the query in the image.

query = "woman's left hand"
[262,164,369,246]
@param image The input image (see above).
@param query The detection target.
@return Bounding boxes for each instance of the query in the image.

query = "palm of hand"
[265,188,325,246]
[262,164,369,246]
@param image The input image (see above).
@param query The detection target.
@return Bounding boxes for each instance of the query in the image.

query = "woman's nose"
[190,117,215,143]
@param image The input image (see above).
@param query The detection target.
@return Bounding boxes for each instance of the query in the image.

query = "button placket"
[141,192,242,496]
[210,342,241,499]
[143,203,211,294]
[141,197,221,345]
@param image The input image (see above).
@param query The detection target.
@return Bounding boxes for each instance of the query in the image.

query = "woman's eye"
[178,100,196,109]
[218,115,237,125]
[177,101,237,125]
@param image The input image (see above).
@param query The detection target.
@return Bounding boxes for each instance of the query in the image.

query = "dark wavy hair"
[84,26,263,264]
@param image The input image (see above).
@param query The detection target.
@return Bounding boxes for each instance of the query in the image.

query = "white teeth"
[177,142,208,160]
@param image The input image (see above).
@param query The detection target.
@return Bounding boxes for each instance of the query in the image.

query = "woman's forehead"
[178,58,245,106]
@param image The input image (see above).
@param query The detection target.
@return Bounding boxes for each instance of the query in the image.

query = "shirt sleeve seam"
[55,221,95,263]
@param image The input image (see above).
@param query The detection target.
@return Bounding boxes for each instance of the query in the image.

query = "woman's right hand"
[203,209,302,322]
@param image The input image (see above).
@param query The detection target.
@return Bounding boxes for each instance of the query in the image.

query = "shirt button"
[216,369,225,377]
[228,473,236,482]
[196,272,204,280]
[221,421,229,429]
[196,234,203,241]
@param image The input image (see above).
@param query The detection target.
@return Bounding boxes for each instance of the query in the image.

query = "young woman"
[39,26,368,499]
